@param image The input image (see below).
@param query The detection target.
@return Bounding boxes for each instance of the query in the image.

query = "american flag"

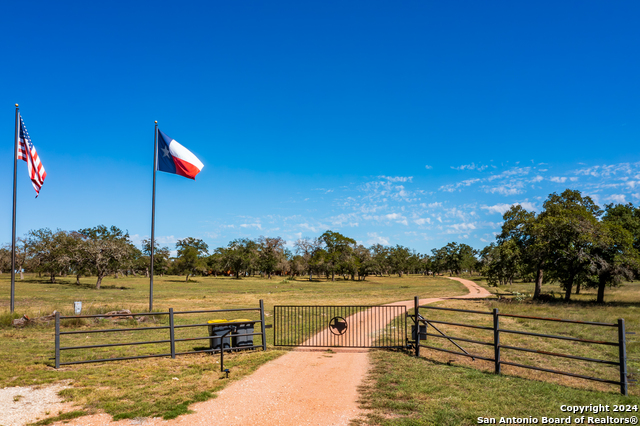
[17,114,46,196]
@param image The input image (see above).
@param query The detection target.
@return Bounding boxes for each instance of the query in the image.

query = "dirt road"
[51,277,491,426]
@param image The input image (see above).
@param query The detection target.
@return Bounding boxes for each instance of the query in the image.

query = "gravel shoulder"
[9,277,490,426]
[0,382,74,426]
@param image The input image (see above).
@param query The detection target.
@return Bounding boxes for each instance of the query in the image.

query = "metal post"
[618,318,628,396]
[55,311,60,369]
[220,327,235,372]
[493,308,500,374]
[10,105,19,313]
[149,121,158,312]
[169,308,175,359]
[414,296,420,358]
[260,299,267,351]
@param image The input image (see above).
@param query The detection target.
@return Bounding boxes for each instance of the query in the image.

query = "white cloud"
[482,182,525,196]
[519,202,537,211]
[378,175,413,183]
[550,177,567,183]
[156,235,177,245]
[330,213,359,227]
[451,163,488,171]
[573,162,640,178]
[239,223,262,230]
[531,176,544,183]
[439,178,481,192]
[425,165,433,170]
[486,167,531,182]
[481,201,538,215]
[313,188,334,194]
[481,203,513,215]
[129,234,147,246]
[414,218,431,225]
[366,232,389,246]
[447,222,477,233]
[298,223,318,233]
[607,194,627,204]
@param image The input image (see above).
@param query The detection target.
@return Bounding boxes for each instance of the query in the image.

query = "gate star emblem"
[329,316,348,335]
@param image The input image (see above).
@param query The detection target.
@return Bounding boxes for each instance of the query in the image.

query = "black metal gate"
[274,305,407,348]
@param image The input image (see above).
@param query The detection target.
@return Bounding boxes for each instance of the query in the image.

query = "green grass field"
[0,272,464,423]
[356,277,640,425]
[1,273,638,425]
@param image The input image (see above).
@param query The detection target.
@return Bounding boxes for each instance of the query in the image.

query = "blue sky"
[1,1,639,255]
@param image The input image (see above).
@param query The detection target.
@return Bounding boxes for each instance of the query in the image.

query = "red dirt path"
[52,277,491,426]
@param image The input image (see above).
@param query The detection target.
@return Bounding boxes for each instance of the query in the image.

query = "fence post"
[618,318,628,396]
[55,311,60,369]
[493,308,500,374]
[260,299,267,351]
[169,308,175,359]
[414,296,420,358]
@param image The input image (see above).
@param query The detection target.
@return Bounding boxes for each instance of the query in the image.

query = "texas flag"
[157,130,204,180]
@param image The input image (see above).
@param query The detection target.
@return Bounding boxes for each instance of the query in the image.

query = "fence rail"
[410,296,630,396]
[55,300,267,368]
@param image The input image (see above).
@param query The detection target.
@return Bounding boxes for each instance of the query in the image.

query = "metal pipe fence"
[55,300,267,368]
[411,297,630,395]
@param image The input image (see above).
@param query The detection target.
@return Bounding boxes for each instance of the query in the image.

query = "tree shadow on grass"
[16,278,131,290]
[493,296,640,308]
[56,282,131,290]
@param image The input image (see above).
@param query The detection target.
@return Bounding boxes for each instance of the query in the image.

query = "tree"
[288,254,306,277]
[221,238,258,279]
[27,228,72,283]
[309,246,328,279]
[420,254,432,275]
[430,247,447,275]
[499,205,546,298]
[206,251,225,276]
[602,203,640,252]
[370,244,390,276]
[0,246,10,274]
[388,245,411,277]
[77,225,134,289]
[588,211,639,302]
[175,237,209,282]
[341,244,361,280]
[294,237,322,280]
[537,190,601,301]
[65,231,92,284]
[457,244,478,274]
[354,245,375,280]
[319,230,356,281]
[480,241,520,286]
[142,238,171,277]
[257,236,286,279]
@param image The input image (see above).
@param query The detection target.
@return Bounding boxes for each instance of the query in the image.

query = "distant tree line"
[203,232,478,282]
[2,188,636,302]
[0,228,479,288]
